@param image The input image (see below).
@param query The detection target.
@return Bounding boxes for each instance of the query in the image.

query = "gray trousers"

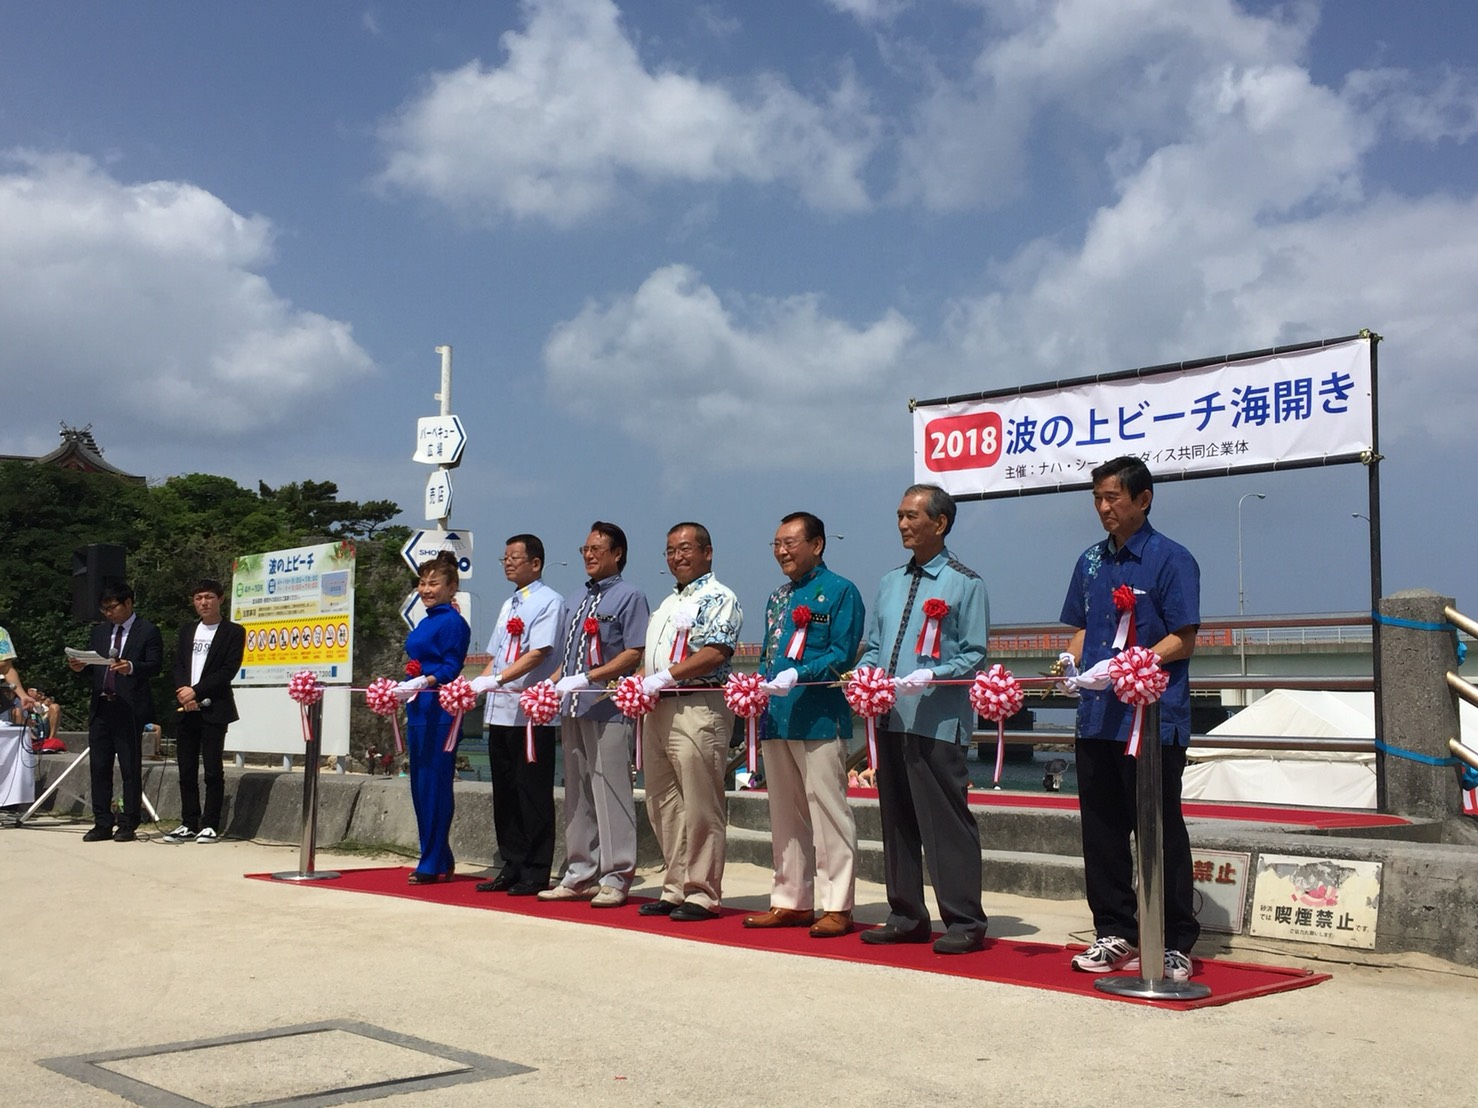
[556,715,639,891]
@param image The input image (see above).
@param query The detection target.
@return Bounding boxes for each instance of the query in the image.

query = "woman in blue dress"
[403,552,471,883]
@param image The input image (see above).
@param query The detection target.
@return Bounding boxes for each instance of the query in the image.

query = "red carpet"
[248,867,1329,1009]
[836,787,1409,829]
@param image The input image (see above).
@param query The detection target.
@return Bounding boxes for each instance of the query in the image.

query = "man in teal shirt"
[857,484,990,954]
[743,511,864,939]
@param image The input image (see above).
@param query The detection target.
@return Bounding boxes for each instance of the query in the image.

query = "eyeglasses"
[771,537,810,552]
[664,542,702,558]
[99,602,122,614]
[578,545,611,556]
[501,554,528,564]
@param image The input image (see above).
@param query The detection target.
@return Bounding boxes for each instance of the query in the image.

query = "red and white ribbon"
[668,602,697,663]
[845,666,897,771]
[969,664,1025,785]
[1463,788,1478,816]
[614,675,658,773]
[503,616,525,664]
[438,677,478,753]
[583,616,603,668]
[724,672,770,775]
[518,680,561,764]
[286,670,324,745]
[915,598,948,660]
[1111,585,1138,650]
[784,605,811,661]
[365,676,404,754]
[1108,646,1168,757]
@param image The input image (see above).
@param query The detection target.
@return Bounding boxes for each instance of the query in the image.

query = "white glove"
[555,673,592,694]
[760,668,799,696]
[1071,658,1114,691]
[894,668,934,696]
[468,674,501,695]
[1057,652,1079,680]
[641,670,675,697]
[393,676,429,702]
[1054,653,1081,698]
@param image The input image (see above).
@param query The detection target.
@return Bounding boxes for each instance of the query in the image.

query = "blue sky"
[3,0,1475,648]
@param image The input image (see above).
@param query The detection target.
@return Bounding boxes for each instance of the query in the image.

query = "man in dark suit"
[165,579,245,843]
[69,582,164,842]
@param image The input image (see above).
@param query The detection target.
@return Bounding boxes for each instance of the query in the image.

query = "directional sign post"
[424,470,453,522]
[400,529,474,580]
[412,415,467,468]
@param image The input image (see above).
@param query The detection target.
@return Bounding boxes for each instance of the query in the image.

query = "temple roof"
[0,424,146,484]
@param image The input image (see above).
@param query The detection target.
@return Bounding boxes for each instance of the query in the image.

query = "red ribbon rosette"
[1111,584,1138,649]
[845,665,897,771]
[437,676,478,754]
[405,659,422,678]
[614,675,658,772]
[503,616,525,664]
[583,616,602,667]
[915,597,949,659]
[724,672,771,775]
[785,605,812,661]
[1108,645,1168,757]
[969,664,1025,785]
[286,670,324,745]
[365,677,404,754]
[518,679,561,763]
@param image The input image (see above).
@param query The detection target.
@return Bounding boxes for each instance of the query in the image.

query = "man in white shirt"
[474,535,565,896]
[165,579,245,843]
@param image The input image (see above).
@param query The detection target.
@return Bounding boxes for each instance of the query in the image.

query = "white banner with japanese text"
[912,337,1373,499]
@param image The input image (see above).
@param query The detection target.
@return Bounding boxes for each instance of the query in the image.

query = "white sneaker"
[164,825,195,842]
[536,883,597,901]
[590,885,628,909]
[1123,949,1194,982]
[1071,935,1137,973]
[195,827,219,843]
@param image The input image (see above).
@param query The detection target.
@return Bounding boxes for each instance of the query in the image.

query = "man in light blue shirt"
[857,484,990,954]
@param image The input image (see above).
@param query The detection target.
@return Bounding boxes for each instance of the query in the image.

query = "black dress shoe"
[859,920,932,945]
[637,899,679,916]
[507,880,545,896]
[932,930,986,955]
[113,828,138,842]
[82,827,113,843]
[670,901,720,922]
[475,871,518,893]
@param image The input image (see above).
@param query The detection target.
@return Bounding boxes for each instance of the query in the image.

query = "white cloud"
[376,0,878,225]
[896,0,1318,211]
[544,264,915,479]
[0,151,374,445]
[823,0,911,25]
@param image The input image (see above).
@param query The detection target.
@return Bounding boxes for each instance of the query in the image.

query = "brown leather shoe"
[809,911,853,938]
[743,907,816,929]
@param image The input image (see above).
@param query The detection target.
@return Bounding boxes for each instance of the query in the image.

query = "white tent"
[1184,690,1477,810]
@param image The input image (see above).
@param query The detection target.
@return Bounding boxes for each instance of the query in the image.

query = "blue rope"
[1374,739,1460,767]
[1371,611,1468,663]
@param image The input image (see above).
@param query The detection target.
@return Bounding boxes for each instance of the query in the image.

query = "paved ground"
[5,818,1477,1107]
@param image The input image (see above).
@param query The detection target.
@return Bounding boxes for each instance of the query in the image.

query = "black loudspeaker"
[71,544,127,622]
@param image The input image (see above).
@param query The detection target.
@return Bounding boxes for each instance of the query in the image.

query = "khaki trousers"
[761,736,857,913]
[642,691,732,909]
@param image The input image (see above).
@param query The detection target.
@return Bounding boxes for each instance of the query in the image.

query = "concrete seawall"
[25,752,1478,966]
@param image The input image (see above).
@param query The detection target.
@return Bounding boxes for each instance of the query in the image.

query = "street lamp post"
[1237,492,1267,680]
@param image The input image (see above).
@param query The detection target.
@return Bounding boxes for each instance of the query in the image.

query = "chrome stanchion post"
[1096,701,1209,1001]
[272,698,339,882]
